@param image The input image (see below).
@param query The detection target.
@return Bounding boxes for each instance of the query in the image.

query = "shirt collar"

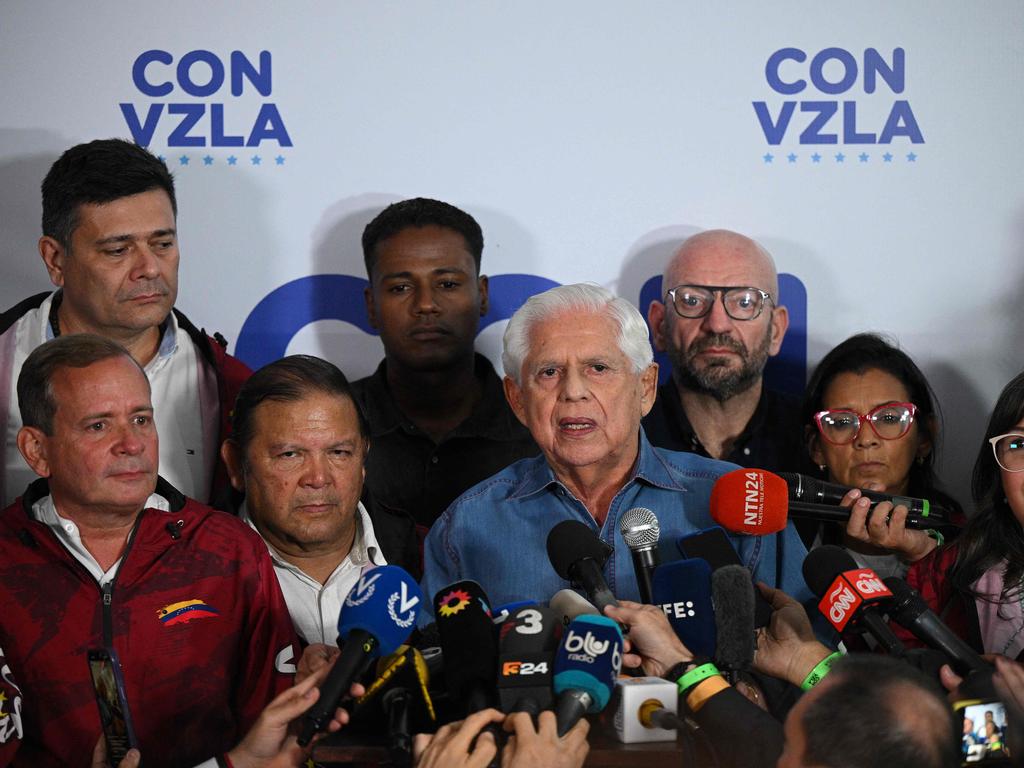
[508,429,681,500]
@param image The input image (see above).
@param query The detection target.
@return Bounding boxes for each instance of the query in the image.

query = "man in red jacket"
[0,334,298,768]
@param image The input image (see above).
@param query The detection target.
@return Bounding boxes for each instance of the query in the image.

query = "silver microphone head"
[619,507,660,551]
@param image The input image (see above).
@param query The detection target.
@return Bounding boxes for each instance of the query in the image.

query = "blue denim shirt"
[421,430,812,617]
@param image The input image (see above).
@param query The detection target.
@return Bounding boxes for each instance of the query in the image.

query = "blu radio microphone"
[553,614,623,737]
[547,520,619,614]
[802,546,905,656]
[496,605,560,714]
[619,507,661,604]
[649,558,716,658]
[298,565,423,746]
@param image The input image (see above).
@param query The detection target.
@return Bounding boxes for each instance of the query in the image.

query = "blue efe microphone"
[553,614,623,736]
[298,565,423,745]
[650,558,717,658]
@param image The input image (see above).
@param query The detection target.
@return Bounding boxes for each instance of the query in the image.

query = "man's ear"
[17,426,52,478]
[38,236,68,288]
[220,440,246,493]
[768,305,789,357]
[477,274,489,317]
[647,300,668,353]
[639,363,659,417]
[503,375,529,428]
[363,284,378,329]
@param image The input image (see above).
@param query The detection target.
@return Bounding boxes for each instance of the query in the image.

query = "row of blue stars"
[763,151,918,164]
[157,154,287,166]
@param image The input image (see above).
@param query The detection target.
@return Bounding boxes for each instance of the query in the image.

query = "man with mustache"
[0,139,250,507]
[222,354,417,645]
[643,229,803,478]
[353,198,537,532]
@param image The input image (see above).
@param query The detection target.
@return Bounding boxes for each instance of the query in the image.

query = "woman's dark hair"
[950,371,1024,600]
[801,332,947,500]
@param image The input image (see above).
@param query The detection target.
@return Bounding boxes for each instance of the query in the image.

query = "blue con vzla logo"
[753,47,924,145]
[121,50,292,148]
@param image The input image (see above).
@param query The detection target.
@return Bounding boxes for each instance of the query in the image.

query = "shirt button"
[743,448,751,456]
[431,456,439,464]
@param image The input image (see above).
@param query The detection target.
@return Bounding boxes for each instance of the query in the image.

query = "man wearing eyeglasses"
[643,229,803,482]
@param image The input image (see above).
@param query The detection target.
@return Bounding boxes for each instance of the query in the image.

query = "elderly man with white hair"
[421,283,811,610]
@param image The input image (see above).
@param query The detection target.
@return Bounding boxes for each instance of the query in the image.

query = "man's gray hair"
[502,283,654,384]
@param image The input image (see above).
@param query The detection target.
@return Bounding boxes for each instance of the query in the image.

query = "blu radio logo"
[752,47,923,163]
[120,50,292,149]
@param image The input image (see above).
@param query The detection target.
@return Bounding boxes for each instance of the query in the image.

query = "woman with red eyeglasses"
[901,372,1024,658]
[799,333,963,577]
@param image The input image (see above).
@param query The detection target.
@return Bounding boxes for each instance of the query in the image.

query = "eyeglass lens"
[818,404,914,444]
[672,286,765,320]
[993,434,1024,472]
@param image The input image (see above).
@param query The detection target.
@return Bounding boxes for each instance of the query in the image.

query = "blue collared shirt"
[421,430,812,616]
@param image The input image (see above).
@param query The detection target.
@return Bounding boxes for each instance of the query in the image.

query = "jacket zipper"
[101,511,146,648]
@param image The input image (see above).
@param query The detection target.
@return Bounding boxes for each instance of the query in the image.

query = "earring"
[818,464,827,473]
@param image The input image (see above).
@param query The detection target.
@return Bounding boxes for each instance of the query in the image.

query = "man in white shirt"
[222,354,415,645]
[0,138,251,507]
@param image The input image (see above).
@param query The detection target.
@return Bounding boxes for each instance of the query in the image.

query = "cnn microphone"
[882,577,989,677]
[650,558,717,657]
[496,605,560,714]
[433,581,499,717]
[712,565,756,680]
[553,614,623,736]
[547,520,619,614]
[298,565,423,746]
[619,507,660,603]
[802,546,905,656]
[779,472,954,528]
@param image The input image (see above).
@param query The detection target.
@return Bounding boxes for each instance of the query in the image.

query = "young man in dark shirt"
[353,198,537,532]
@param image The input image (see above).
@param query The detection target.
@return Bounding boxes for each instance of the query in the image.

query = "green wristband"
[924,528,945,547]
[801,651,842,691]
[676,662,720,695]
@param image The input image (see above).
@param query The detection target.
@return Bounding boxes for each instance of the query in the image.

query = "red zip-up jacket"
[0,478,299,768]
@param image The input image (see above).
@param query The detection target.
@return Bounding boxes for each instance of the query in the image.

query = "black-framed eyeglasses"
[989,432,1024,473]
[814,402,917,446]
[665,284,774,321]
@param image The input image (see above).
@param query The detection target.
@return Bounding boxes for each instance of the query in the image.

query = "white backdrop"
[2,1,1022,505]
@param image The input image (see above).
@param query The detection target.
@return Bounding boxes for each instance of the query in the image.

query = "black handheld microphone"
[711,565,756,681]
[298,566,423,746]
[802,546,905,657]
[547,520,619,614]
[433,581,500,716]
[882,576,989,677]
[779,472,955,528]
[619,507,660,604]
[496,605,560,714]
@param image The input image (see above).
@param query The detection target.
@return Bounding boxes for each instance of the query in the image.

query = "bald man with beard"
[643,229,805,483]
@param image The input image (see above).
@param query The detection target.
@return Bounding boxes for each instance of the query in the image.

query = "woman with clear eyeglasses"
[901,371,1024,660]
[800,333,963,578]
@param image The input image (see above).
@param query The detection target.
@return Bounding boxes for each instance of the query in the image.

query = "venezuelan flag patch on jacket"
[157,599,220,626]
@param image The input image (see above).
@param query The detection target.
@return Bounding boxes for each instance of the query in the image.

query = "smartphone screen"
[958,699,1012,765]
[87,648,138,764]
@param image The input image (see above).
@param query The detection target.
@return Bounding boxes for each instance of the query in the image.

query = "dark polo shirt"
[352,354,539,529]
[642,380,806,474]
